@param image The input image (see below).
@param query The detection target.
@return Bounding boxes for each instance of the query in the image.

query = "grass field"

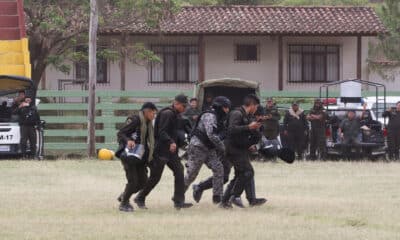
[0,160,399,240]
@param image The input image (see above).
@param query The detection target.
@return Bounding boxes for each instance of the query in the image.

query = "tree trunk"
[88,0,98,158]
[119,33,127,91]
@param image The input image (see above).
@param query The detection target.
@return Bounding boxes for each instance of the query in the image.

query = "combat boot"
[230,196,245,208]
[219,201,233,209]
[192,184,203,203]
[119,202,134,212]
[134,197,148,210]
[174,202,193,210]
[212,195,221,204]
[249,198,267,207]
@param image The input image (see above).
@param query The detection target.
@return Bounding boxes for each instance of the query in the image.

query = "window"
[75,47,108,84]
[235,44,258,61]
[289,45,340,82]
[150,45,198,83]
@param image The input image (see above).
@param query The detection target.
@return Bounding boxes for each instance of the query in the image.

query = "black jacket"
[18,105,40,126]
[226,107,260,150]
[283,110,308,133]
[154,106,179,159]
[115,115,150,161]
[383,110,400,130]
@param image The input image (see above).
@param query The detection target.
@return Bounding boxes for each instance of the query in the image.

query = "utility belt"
[192,128,216,149]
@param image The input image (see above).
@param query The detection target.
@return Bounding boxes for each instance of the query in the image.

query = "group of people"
[116,94,267,212]
[0,90,41,159]
[115,94,400,212]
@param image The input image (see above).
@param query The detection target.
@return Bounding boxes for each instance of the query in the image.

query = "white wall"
[43,35,400,92]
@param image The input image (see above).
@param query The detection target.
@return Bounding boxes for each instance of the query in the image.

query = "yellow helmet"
[98,148,114,160]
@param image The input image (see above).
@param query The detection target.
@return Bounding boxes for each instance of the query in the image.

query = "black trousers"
[309,128,326,158]
[287,130,306,158]
[20,125,36,158]
[387,130,400,160]
[221,147,254,202]
[198,156,256,202]
[341,138,361,160]
[121,159,148,203]
[136,155,185,204]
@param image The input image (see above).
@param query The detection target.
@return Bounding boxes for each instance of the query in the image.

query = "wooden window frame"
[74,47,109,84]
[149,45,198,84]
[234,44,259,62]
[288,44,340,83]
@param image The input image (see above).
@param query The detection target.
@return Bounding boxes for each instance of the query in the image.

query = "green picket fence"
[37,90,191,151]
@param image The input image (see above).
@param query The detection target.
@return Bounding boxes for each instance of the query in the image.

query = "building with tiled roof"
[43,5,400,92]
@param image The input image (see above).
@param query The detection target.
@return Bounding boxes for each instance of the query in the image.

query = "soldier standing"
[283,101,308,160]
[116,102,157,212]
[263,97,281,140]
[18,97,40,159]
[184,96,231,204]
[383,102,400,160]
[135,95,193,210]
[307,99,327,160]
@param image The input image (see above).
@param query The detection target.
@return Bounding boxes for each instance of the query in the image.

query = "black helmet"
[212,96,231,109]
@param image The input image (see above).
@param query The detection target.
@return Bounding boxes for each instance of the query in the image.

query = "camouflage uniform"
[184,112,225,198]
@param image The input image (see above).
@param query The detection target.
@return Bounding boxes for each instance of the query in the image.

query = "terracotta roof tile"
[102,6,387,35]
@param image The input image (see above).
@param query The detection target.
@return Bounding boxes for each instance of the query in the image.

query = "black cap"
[141,102,157,111]
[212,96,232,109]
[292,101,299,105]
[175,94,188,105]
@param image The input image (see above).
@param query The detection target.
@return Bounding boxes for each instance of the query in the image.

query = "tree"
[24,0,178,88]
[88,0,99,157]
[368,0,400,80]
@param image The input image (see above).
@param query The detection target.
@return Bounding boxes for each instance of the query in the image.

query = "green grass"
[0,160,399,240]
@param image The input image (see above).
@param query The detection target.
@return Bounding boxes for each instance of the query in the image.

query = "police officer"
[135,94,193,209]
[383,101,400,160]
[339,110,361,160]
[18,97,40,159]
[220,94,267,208]
[263,97,281,140]
[184,96,231,204]
[115,102,157,212]
[307,99,327,160]
[283,101,308,160]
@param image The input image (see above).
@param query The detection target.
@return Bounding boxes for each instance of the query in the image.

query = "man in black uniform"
[220,94,267,208]
[18,97,40,159]
[116,102,157,212]
[263,97,281,140]
[283,101,308,160]
[135,94,193,209]
[383,102,400,160]
[307,99,327,160]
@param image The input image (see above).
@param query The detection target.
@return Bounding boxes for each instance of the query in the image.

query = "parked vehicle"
[0,75,44,158]
[194,78,260,110]
[324,108,386,159]
[320,79,387,160]
[364,96,400,126]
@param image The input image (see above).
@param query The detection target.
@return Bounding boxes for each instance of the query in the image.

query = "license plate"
[0,145,10,152]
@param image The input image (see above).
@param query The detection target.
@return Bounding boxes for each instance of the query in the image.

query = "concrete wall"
[43,35,399,92]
